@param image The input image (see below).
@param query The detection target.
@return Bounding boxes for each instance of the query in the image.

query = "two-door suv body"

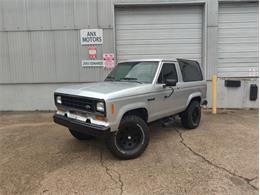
[53,59,207,159]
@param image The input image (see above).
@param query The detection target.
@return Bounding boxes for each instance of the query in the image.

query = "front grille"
[58,94,95,112]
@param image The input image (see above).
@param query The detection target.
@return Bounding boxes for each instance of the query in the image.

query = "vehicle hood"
[55,81,151,100]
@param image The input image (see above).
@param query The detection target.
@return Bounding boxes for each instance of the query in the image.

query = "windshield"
[105,61,159,83]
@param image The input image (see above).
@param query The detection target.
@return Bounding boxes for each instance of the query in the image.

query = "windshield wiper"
[105,76,116,81]
[120,77,143,84]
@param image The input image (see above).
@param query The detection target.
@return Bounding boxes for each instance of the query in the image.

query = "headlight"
[96,102,104,112]
[56,96,62,104]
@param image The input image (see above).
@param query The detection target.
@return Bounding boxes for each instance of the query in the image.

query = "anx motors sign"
[80,29,103,45]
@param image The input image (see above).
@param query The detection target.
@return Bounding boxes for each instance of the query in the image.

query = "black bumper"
[53,114,110,137]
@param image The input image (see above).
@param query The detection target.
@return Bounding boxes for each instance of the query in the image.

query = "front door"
[149,62,183,121]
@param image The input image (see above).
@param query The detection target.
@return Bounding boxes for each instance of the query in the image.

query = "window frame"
[105,61,160,84]
[156,62,179,84]
[177,59,203,82]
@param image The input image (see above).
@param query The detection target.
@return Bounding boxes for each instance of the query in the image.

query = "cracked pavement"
[0,109,258,194]
[175,128,258,191]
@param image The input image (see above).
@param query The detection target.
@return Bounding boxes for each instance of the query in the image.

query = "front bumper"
[53,114,110,137]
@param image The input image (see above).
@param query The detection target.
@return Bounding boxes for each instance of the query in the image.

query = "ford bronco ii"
[53,59,207,159]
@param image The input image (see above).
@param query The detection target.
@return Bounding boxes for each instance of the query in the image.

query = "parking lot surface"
[0,109,258,195]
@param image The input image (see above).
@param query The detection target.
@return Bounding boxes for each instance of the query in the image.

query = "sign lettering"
[80,29,103,45]
[82,60,104,67]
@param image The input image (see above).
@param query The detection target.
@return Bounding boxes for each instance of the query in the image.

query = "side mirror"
[164,79,177,87]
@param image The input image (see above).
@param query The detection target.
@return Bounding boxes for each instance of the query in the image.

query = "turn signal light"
[96,115,106,121]
[57,107,65,112]
[111,104,116,114]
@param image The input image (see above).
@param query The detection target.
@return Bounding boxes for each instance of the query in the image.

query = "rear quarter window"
[177,59,203,82]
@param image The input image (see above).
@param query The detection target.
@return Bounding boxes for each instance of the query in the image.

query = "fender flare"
[186,92,202,107]
[114,102,149,130]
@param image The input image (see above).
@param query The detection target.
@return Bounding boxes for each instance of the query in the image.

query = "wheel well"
[179,96,202,118]
[190,96,201,104]
[122,108,148,122]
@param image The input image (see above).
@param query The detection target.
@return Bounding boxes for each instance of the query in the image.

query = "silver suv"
[53,59,207,159]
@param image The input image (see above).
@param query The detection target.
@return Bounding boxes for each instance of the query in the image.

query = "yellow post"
[212,74,217,114]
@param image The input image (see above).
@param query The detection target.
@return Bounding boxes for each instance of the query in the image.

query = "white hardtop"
[118,59,178,63]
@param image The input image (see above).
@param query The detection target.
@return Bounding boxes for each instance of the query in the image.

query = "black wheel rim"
[192,107,200,124]
[116,125,143,151]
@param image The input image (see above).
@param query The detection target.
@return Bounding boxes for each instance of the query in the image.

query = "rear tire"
[106,115,150,160]
[181,100,201,129]
[69,129,95,140]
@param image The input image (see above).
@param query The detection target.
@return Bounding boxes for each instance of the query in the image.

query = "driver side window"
[157,63,178,84]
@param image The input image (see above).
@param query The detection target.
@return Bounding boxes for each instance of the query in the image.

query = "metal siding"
[74,0,98,29]
[102,29,114,78]
[7,32,33,83]
[0,0,115,84]
[0,1,4,31]
[217,2,259,77]
[27,0,52,30]
[54,30,80,82]
[79,66,103,82]
[115,5,203,63]
[0,0,113,31]
[0,0,258,110]
[2,0,28,31]
[103,29,114,52]
[31,31,56,82]
[50,0,75,30]
[114,0,206,4]
[98,0,113,28]
[0,32,10,82]
[0,83,59,110]
[206,79,258,109]
[79,50,104,82]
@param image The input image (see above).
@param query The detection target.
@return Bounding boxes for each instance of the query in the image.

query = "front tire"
[106,115,150,160]
[69,129,95,140]
[181,100,201,129]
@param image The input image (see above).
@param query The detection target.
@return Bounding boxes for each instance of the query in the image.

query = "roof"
[118,58,178,63]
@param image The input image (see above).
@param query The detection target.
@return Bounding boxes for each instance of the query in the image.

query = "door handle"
[147,97,155,101]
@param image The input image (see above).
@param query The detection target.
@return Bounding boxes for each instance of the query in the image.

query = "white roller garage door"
[115,5,203,63]
[217,2,259,77]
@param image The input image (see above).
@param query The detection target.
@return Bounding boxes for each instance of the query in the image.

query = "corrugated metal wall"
[115,5,203,63]
[217,2,259,78]
[0,0,258,110]
[0,0,113,84]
